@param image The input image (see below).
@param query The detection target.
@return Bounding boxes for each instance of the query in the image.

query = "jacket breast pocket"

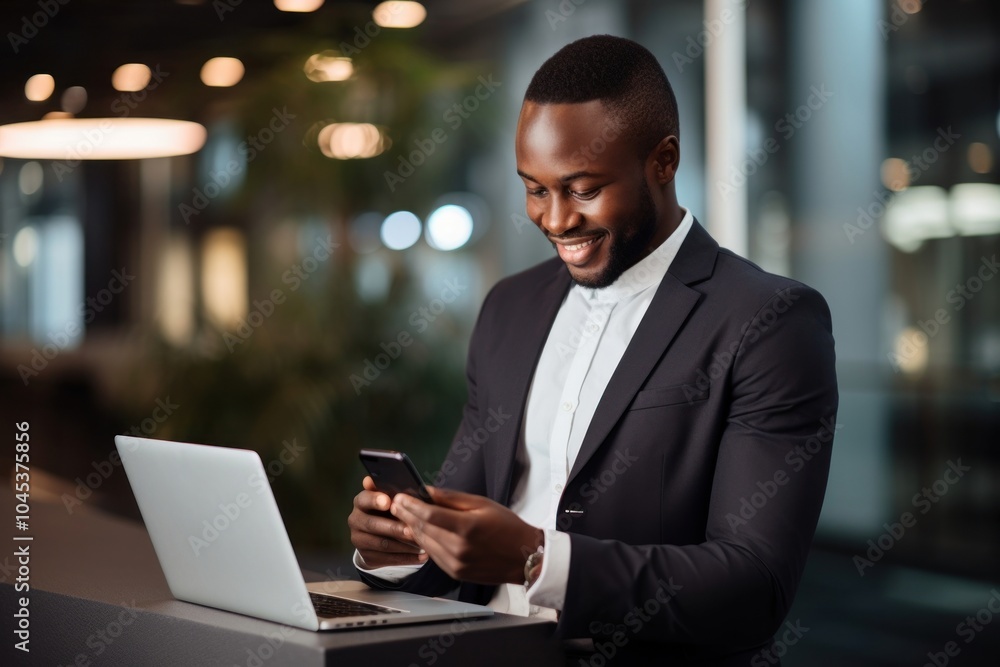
[628,382,709,411]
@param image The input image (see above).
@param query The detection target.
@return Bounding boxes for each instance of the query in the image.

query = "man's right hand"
[349,475,430,568]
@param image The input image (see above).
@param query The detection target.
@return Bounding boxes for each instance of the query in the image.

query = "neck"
[644,201,684,256]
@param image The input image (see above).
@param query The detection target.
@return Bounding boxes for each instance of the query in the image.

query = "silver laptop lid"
[115,435,319,631]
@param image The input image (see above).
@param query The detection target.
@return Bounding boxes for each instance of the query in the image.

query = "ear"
[648,136,680,185]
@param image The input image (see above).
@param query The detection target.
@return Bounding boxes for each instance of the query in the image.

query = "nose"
[539,194,583,238]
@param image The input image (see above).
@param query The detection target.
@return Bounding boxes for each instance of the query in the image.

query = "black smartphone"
[358,449,434,504]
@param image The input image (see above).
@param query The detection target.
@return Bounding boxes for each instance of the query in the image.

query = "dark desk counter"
[1,498,563,666]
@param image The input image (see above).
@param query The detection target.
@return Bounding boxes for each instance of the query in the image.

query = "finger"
[352,530,426,555]
[360,477,391,510]
[425,486,485,511]
[390,511,451,565]
[392,493,464,533]
[356,488,392,513]
[410,533,449,571]
[349,510,419,546]
[392,499,460,549]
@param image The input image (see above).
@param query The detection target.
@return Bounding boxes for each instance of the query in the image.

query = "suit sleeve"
[557,284,839,649]
[357,286,495,595]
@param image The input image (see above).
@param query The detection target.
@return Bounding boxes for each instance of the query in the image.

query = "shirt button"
[530,605,540,615]
[586,323,600,333]
[562,401,574,412]
[554,483,563,492]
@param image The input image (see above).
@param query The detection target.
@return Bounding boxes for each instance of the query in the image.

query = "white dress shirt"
[355,208,695,620]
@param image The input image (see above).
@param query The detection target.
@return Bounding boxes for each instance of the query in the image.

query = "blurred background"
[0,0,998,664]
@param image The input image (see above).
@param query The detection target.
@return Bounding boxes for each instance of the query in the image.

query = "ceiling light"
[317,122,388,159]
[426,204,473,251]
[13,226,39,268]
[880,157,910,191]
[61,86,87,114]
[25,74,55,102]
[373,1,426,28]
[893,327,928,375]
[380,211,421,250]
[200,57,245,87]
[274,0,324,12]
[304,52,353,82]
[112,64,152,92]
[0,118,207,160]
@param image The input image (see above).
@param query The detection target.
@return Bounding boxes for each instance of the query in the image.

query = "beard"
[570,183,658,289]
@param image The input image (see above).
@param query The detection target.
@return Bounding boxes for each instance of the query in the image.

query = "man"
[348,35,837,665]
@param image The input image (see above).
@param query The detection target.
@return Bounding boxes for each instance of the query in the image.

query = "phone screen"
[359,449,434,504]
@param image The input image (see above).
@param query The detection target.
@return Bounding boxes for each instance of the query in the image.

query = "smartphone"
[359,449,434,504]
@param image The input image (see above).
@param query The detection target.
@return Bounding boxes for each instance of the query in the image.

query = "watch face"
[524,548,544,587]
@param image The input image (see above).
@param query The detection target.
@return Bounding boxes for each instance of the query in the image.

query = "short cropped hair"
[524,34,679,156]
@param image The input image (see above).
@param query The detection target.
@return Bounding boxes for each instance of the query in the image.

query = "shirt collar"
[576,206,695,304]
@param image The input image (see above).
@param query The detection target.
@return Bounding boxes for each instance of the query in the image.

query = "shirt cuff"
[352,549,424,584]
[525,529,570,611]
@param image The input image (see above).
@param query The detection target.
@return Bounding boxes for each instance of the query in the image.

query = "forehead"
[515,100,633,175]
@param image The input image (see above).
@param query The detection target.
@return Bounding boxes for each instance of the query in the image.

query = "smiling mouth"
[562,237,599,251]
[553,233,605,267]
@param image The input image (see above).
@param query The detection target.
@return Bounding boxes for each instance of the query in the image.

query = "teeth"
[565,237,598,251]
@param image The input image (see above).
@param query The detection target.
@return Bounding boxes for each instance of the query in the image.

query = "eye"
[571,188,600,200]
[526,187,547,198]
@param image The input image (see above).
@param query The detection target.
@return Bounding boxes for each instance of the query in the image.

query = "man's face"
[515,100,658,289]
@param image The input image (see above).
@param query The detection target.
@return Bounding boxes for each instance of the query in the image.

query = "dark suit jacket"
[359,220,838,665]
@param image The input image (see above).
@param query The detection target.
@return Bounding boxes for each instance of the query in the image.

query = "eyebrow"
[517,169,602,184]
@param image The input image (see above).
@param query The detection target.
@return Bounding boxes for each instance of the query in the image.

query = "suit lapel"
[492,262,571,504]
[567,219,719,485]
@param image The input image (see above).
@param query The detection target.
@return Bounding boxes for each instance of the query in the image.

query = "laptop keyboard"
[309,592,404,619]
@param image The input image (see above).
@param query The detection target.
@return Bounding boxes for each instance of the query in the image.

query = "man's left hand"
[390,487,543,586]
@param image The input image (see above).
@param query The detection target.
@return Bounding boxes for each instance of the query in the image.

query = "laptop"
[114,435,493,631]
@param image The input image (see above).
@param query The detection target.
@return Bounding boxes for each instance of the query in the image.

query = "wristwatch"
[523,544,544,588]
